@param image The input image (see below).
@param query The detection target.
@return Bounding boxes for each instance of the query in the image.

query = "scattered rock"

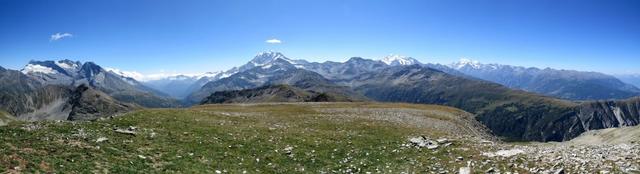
[95,137,108,143]
[459,167,471,174]
[408,136,440,150]
[485,167,495,173]
[482,149,524,157]
[284,146,294,157]
[408,136,430,147]
[554,167,564,174]
[20,123,41,131]
[114,128,136,135]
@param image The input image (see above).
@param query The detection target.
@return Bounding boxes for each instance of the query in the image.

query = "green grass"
[0,103,513,173]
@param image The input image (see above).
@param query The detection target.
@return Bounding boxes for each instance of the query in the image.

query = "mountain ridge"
[20,59,180,108]
[448,58,640,100]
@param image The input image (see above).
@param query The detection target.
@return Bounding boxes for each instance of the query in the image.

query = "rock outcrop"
[575,97,640,131]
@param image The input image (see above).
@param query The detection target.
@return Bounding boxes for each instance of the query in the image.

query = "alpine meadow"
[1,0,639,173]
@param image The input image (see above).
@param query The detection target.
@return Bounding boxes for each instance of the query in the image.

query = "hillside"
[0,110,14,126]
[569,125,640,145]
[1,103,636,173]
[0,103,492,173]
[200,84,363,104]
[344,65,582,141]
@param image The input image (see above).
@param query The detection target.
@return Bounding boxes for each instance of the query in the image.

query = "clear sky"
[0,0,638,75]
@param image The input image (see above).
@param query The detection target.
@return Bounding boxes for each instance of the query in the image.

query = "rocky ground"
[0,102,638,173]
[467,140,640,173]
[453,124,640,174]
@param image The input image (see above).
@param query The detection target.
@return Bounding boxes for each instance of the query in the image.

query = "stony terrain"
[470,139,640,173]
[0,102,638,173]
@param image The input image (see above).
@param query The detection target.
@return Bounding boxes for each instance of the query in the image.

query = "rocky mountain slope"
[340,65,640,141]
[302,57,389,81]
[66,84,139,121]
[449,59,640,100]
[187,58,365,104]
[0,66,137,120]
[1,66,70,119]
[200,84,363,104]
[576,97,640,130]
[21,60,180,108]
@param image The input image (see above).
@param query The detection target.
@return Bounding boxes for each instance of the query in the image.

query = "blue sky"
[0,0,638,75]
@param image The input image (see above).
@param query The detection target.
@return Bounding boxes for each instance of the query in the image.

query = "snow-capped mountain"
[380,55,421,66]
[450,58,483,69]
[237,51,308,72]
[186,57,346,104]
[19,60,180,107]
[448,59,640,100]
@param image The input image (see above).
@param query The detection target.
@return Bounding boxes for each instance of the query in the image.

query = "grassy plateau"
[0,102,598,173]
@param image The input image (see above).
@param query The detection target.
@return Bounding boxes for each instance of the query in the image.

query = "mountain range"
[0,66,138,120]
[449,59,640,100]
[21,60,180,108]
[141,52,639,102]
[2,51,640,142]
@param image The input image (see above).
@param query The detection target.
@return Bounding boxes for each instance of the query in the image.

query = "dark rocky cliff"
[574,97,640,131]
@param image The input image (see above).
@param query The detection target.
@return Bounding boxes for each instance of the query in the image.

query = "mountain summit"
[380,55,421,66]
[250,51,290,65]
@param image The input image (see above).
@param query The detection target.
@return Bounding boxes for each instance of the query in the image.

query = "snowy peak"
[21,63,57,74]
[21,59,82,75]
[55,59,81,70]
[249,51,308,66]
[251,51,290,66]
[450,58,483,69]
[380,55,420,66]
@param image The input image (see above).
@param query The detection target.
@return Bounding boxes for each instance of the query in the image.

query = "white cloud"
[265,38,282,44]
[50,32,73,41]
